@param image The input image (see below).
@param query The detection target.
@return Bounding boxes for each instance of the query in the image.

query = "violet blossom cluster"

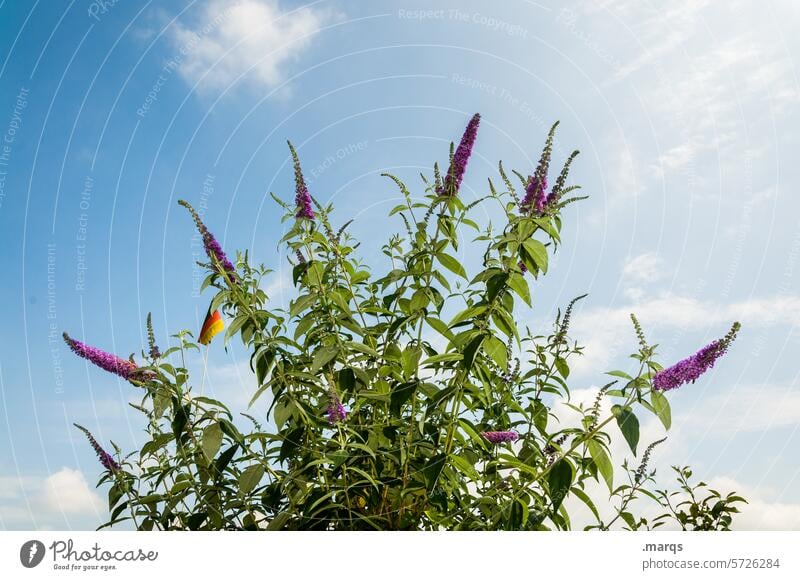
[74,423,120,472]
[288,141,315,220]
[652,322,741,392]
[520,175,548,215]
[482,430,520,444]
[438,113,480,196]
[63,332,143,381]
[327,392,347,425]
[178,199,237,283]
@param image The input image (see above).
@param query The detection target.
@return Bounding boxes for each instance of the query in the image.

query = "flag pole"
[200,345,210,396]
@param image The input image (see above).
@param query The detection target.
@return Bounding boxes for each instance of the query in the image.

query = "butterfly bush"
[67,114,746,531]
[75,423,119,472]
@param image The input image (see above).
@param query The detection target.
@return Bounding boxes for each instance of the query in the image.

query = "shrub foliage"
[69,115,745,530]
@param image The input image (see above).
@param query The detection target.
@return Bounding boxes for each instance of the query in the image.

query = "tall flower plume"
[520,122,559,213]
[63,332,146,381]
[438,113,481,196]
[74,423,120,472]
[178,199,237,283]
[652,322,741,392]
[481,430,519,445]
[288,141,315,220]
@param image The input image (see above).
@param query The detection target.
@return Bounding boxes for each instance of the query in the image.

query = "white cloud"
[0,468,105,530]
[169,0,330,92]
[41,468,104,516]
[621,252,665,285]
[684,383,800,434]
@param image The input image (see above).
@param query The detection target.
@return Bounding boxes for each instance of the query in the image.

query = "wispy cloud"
[169,0,331,92]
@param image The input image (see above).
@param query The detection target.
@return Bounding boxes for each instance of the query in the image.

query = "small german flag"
[199,307,224,345]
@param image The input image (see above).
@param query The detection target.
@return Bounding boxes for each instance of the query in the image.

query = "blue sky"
[1,0,799,530]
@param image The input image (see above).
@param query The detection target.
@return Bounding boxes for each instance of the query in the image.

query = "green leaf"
[422,453,447,490]
[423,352,462,365]
[436,253,467,279]
[507,272,531,306]
[426,317,455,341]
[483,335,508,369]
[390,382,417,416]
[462,334,485,371]
[201,422,223,462]
[274,400,292,430]
[554,357,570,379]
[521,238,548,274]
[587,440,613,492]
[224,314,249,346]
[311,345,339,372]
[410,288,429,312]
[290,294,316,316]
[238,464,265,496]
[613,405,640,456]
[651,389,672,430]
[548,460,573,510]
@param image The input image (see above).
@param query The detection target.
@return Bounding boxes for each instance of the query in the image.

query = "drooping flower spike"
[481,430,519,445]
[178,199,237,283]
[74,423,120,472]
[652,322,741,392]
[63,332,146,381]
[288,141,315,220]
[438,113,481,197]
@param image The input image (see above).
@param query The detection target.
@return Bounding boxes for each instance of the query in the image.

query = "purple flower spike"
[521,175,548,215]
[517,260,528,274]
[63,332,144,381]
[326,391,347,425]
[74,424,120,472]
[288,141,315,220]
[438,113,481,197]
[482,430,520,445]
[652,322,741,392]
[178,200,237,283]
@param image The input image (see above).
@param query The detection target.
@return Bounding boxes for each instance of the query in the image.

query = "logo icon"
[20,540,45,568]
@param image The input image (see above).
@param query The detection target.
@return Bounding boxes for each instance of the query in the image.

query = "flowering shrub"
[67,115,745,530]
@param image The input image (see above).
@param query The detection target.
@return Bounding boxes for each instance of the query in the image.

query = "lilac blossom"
[288,141,315,220]
[520,175,548,215]
[178,200,237,282]
[652,322,741,392]
[63,332,143,381]
[327,392,347,425]
[482,430,520,444]
[438,113,481,196]
[74,423,120,472]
